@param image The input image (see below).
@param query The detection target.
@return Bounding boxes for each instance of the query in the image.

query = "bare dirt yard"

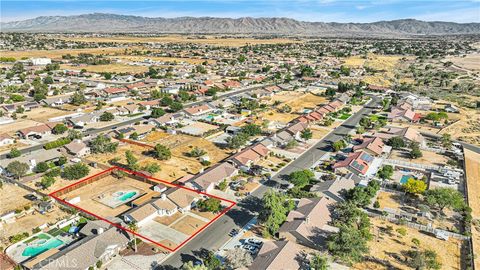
[0,183,32,213]
[464,149,480,270]
[22,107,70,123]
[389,149,450,167]
[171,215,207,235]
[353,218,462,270]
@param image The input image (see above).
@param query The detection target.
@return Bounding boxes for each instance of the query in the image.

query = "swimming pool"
[22,238,64,257]
[119,191,138,201]
[400,175,413,184]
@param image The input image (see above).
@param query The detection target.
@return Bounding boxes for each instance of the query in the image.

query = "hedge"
[44,137,71,150]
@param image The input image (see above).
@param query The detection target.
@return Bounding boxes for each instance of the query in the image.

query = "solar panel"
[351,160,365,172]
[360,153,374,162]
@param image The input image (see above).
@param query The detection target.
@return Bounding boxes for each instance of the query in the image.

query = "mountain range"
[1,13,479,36]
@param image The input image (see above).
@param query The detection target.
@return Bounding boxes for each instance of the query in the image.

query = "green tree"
[197,198,222,213]
[226,132,249,149]
[8,148,21,158]
[90,135,118,153]
[405,249,441,270]
[387,137,406,149]
[141,163,161,174]
[127,222,138,253]
[125,150,138,170]
[6,161,29,179]
[203,250,221,270]
[377,165,394,180]
[410,147,423,159]
[440,133,452,149]
[188,147,206,158]
[289,169,314,188]
[301,128,313,141]
[332,140,346,152]
[424,187,465,212]
[241,124,262,136]
[67,129,83,140]
[62,163,90,180]
[71,90,87,105]
[259,190,294,237]
[52,124,68,134]
[35,162,49,173]
[153,144,171,160]
[169,101,183,112]
[403,178,427,195]
[151,108,166,118]
[310,254,329,270]
[327,225,370,265]
[99,111,114,121]
[40,176,56,189]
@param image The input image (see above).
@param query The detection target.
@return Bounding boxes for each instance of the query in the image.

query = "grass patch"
[339,113,352,120]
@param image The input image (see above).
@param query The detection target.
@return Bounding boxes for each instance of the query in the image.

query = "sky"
[1,0,479,23]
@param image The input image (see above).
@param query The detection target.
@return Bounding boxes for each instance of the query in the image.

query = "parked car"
[229,229,239,237]
[247,238,263,247]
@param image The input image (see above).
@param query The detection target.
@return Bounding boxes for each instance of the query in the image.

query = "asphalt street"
[160,96,382,268]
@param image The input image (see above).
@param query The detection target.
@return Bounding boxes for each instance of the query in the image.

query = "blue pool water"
[400,175,413,184]
[119,191,137,201]
[22,238,64,257]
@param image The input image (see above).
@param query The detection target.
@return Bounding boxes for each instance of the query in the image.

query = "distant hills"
[1,13,479,36]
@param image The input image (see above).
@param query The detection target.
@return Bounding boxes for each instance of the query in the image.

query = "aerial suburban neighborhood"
[0,1,479,270]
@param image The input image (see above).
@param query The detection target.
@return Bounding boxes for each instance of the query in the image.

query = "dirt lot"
[389,149,450,167]
[60,63,148,73]
[353,217,462,270]
[22,107,69,123]
[446,53,480,72]
[0,119,43,136]
[258,111,299,124]
[57,35,302,47]
[139,131,231,181]
[171,215,207,235]
[376,191,402,210]
[344,54,407,87]
[280,92,329,112]
[464,149,480,270]
[0,183,32,213]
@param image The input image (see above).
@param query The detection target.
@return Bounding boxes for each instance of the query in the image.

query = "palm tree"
[128,222,138,253]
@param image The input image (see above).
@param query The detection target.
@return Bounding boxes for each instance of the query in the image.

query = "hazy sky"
[1,0,479,23]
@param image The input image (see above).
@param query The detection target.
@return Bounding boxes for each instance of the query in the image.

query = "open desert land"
[446,53,480,72]
[353,217,462,270]
[60,63,149,73]
[0,47,140,60]
[464,149,480,270]
[56,35,302,47]
[344,54,408,87]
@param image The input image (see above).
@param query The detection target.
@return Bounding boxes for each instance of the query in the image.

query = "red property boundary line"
[48,166,236,252]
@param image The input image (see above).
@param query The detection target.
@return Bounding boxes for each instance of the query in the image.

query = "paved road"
[0,84,270,159]
[160,96,381,268]
[273,96,381,184]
